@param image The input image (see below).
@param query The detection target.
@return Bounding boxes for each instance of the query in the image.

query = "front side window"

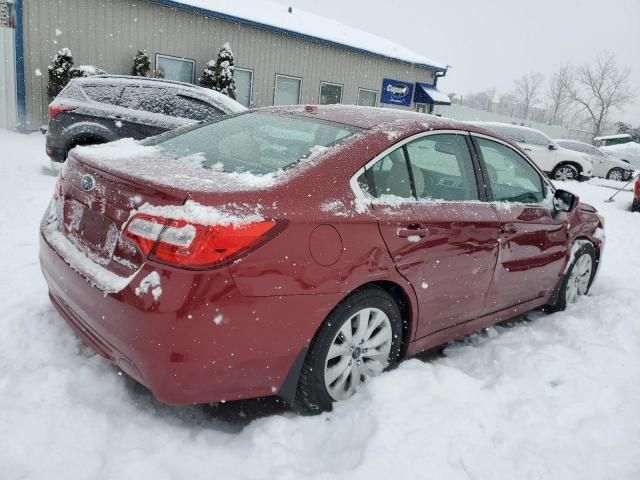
[155,54,195,83]
[522,129,551,146]
[147,112,360,175]
[405,134,479,201]
[274,75,301,106]
[319,82,343,105]
[234,68,253,108]
[357,88,377,107]
[476,137,545,203]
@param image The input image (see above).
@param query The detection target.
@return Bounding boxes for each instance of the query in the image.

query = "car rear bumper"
[45,134,66,163]
[40,232,338,405]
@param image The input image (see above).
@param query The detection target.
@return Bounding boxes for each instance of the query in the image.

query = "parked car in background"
[600,142,640,169]
[633,176,640,212]
[593,133,633,147]
[40,106,604,413]
[45,75,246,162]
[471,122,593,181]
[554,139,635,181]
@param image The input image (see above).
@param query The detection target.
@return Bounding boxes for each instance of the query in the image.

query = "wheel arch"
[277,279,417,407]
[555,160,584,173]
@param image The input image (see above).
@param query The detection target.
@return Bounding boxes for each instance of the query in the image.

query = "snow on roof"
[156,0,446,70]
[593,133,632,141]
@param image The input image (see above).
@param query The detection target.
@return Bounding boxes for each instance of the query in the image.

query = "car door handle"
[397,227,429,238]
[499,225,518,234]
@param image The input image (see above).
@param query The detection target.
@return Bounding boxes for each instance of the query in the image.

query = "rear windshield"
[146,112,360,175]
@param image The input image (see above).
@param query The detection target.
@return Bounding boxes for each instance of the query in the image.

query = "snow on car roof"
[160,0,446,70]
[470,121,543,134]
[593,133,632,141]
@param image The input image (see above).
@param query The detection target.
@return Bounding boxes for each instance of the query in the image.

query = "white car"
[472,122,593,181]
[555,139,635,181]
[599,142,640,169]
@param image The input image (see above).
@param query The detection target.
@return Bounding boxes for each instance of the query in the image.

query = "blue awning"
[413,83,451,105]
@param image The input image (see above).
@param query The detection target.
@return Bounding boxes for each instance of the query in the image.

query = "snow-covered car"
[45,75,246,162]
[555,139,635,181]
[599,142,640,169]
[593,133,633,147]
[472,122,593,181]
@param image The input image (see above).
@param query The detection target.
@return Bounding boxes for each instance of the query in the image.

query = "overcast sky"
[273,0,639,125]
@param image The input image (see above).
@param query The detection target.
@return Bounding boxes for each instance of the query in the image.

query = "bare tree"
[514,72,544,119]
[569,51,635,138]
[547,64,574,125]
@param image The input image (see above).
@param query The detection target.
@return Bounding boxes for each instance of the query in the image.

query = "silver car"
[555,139,635,181]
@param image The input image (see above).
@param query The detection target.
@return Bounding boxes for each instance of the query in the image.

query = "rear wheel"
[632,198,640,212]
[547,243,596,312]
[606,167,625,181]
[295,287,403,413]
[552,164,579,181]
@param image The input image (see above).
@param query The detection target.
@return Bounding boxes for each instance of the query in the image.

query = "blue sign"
[380,78,414,106]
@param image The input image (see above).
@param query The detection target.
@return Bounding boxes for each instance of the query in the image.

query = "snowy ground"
[1,128,639,480]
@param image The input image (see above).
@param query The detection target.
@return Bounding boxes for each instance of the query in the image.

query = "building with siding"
[6,0,451,129]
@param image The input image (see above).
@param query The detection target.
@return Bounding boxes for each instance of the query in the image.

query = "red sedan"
[40,106,605,412]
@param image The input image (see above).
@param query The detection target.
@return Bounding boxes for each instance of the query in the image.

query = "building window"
[155,54,195,84]
[234,68,253,108]
[357,88,377,107]
[319,82,343,105]
[274,74,302,106]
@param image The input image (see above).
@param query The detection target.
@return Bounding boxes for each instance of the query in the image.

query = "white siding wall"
[22,0,438,126]
[0,26,16,129]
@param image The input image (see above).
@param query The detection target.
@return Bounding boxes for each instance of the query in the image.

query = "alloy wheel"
[324,307,393,401]
[565,254,593,304]
[607,169,624,181]
[554,166,577,181]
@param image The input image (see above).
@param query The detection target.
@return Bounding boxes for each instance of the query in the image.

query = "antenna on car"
[604,171,640,203]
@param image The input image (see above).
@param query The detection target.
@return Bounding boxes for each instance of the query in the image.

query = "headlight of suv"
[596,213,605,229]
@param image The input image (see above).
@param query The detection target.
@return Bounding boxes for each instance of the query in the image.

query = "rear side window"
[368,148,413,199]
[82,85,122,104]
[148,112,360,175]
[405,134,479,201]
[60,85,87,102]
[476,138,545,203]
[163,95,223,121]
[117,86,166,114]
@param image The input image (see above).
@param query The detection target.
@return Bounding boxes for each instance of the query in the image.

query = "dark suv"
[45,75,246,162]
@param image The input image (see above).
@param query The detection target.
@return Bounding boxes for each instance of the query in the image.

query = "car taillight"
[124,213,280,268]
[48,103,77,119]
[635,178,640,198]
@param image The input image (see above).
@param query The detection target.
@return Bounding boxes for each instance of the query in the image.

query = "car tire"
[295,286,403,413]
[632,198,640,213]
[546,242,596,312]
[552,164,579,181]
[606,167,625,181]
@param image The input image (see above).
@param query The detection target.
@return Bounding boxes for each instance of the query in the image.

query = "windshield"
[146,111,360,175]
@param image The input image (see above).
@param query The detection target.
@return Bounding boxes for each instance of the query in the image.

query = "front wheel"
[606,167,625,181]
[552,164,579,181]
[547,243,596,312]
[295,287,403,413]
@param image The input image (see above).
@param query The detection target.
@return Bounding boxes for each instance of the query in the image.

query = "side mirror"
[548,143,558,151]
[553,189,578,213]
